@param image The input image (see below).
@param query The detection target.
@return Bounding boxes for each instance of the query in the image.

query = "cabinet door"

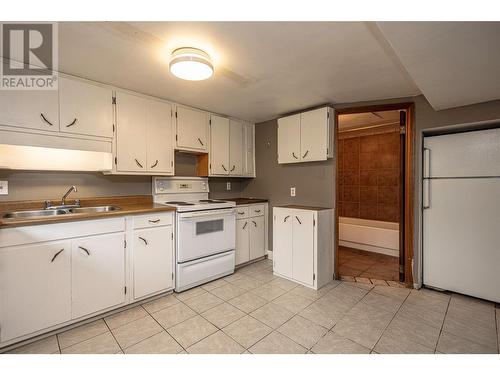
[300,108,328,162]
[0,61,58,132]
[292,211,315,286]
[210,115,230,175]
[235,219,250,265]
[229,119,244,175]
[176,106,208,151]
[71,233,126,319]
[147,99,174,174]
[0,241,71,342]
[115,92,148,172]
[243,123,255,176]
[59,76,113,138]
[249,215,265,260]
[277,114,301,164]
[273,209,293,278]
[133,226,174,300]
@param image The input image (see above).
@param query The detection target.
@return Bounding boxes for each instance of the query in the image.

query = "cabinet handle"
[302,150,309,158]
[135,158,144,168]
[51,248,64,262]
[292,152,298,159]
[150,160,159,168]
[284,215,290,222]
[40,113,53,126]
[66,118,78,127]
[78,246,90,255]
[252,220,257,227]
[148,219,160,223]
[242,222,248,229]
[222,164,227,172]
[230,165,236,172]
[139,236,148,245]
[254,209,261,213]
[197,138,204,146]
[295,216,302,224]
[237,211,245,215]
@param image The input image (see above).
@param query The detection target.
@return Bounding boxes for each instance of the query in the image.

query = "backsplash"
[338,128,400,222]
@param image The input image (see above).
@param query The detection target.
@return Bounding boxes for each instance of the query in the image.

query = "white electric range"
[152,177,236,292]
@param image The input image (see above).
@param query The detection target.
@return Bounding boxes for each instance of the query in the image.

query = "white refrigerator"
[423,127,500,302]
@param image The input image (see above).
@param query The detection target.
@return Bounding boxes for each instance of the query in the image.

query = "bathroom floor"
[4,258,500,354]
[338,246,400,282]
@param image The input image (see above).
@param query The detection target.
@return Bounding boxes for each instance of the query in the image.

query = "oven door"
[177,208,236,263]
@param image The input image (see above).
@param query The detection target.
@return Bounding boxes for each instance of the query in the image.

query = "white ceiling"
[377,22,500,110]
[339,110,401,130]
[56,22,500,123]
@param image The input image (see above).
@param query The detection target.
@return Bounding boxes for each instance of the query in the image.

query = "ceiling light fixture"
[169,47,214,81]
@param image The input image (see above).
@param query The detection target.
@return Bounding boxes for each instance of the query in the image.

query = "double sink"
[2,206,121,219]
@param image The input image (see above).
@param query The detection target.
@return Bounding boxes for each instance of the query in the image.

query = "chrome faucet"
[44,186,81,210]
[61,185,77,205]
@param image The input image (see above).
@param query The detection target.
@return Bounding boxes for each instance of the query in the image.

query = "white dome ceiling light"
[169,47,214,81]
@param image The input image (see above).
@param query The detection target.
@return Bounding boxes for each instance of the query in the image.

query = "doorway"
[334,103,414,287]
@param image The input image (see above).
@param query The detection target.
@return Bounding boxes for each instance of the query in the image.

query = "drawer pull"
[51,249,64,262]
[284,215,290,222]
[242,222,248,229]
[148,219,160,223]
[150,160,159,168]
[66,118,78,127]
[237,211,245,215]
[78,246,90,256]
[139,236,148,245]
[252,220,257,227]
[40,113,53,126]
[302,150,309,158]
[197,137,204,146]
[222,164,227,172]
[254,209,261,213]
[135,158,144,168]
[292,152,298,159]
[230,165,236,172]
[295,216,302,224]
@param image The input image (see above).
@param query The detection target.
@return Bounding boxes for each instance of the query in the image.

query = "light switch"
[0,181,8,195]
[226,182,231,191]
[290,187,296,197]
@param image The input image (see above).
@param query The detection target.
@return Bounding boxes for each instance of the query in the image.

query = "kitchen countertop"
[276,205,332,211]
[0,195,176,229]
[224,198,269,205]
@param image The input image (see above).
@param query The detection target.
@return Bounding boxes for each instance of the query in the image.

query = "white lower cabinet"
[71,233,126,319]
[0,241,72,342]
[235,203,267,266]
[0,212,175,348]
[273,206,334,290]
[133,226,174,300]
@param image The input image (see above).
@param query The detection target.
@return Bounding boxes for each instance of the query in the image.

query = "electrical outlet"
[226,182,231,191]
[0,181,8,195]
[290,187,296,197]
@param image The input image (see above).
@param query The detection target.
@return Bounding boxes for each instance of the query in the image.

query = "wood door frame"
[334,102,415,287]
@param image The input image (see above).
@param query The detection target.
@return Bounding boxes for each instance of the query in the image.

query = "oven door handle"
[178,208,236,219]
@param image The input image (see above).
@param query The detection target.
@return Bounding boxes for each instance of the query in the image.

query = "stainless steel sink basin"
[67,206,121,214]
[2,209,69,219]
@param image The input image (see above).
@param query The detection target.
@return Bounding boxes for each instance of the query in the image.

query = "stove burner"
[199,199,225,204]
[166,201,195,206]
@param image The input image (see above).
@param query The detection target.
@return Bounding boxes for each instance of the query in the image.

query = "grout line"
[102,318,124,353]
[55,334,62,354]
[434,293,452,353]
[145,301,190,352]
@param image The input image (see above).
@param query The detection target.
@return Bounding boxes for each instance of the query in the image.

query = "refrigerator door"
[424,128,500,178]
[423,178,500,302]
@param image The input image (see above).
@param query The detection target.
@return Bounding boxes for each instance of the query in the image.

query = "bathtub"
[339,217,399,257]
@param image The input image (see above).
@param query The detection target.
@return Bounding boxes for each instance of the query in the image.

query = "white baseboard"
[266,250,273,259]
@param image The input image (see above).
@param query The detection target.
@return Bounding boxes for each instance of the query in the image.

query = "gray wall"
[240,95,500,286]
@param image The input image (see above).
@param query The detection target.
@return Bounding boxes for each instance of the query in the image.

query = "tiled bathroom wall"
[338,127,400,222]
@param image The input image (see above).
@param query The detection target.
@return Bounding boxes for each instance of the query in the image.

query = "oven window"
[196,219,224,235]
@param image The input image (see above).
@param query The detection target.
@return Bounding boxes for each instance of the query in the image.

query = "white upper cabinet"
[0,89,59,132]
[277,107,334,164]
[59,77,114,138]
[175,105,209,152]
[146,99,174,174]
[115,92,148,172]
[243,123,255,177]
[229,119,244,175]
[115,91,174,175]
[210,115,230,175]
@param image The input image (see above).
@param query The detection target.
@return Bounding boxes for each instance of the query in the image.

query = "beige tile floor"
[5,258,500,354]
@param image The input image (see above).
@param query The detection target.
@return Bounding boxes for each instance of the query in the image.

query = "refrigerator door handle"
[423,179,430,209]
[423,147,431,179]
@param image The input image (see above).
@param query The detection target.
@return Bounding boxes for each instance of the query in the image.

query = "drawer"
[249,204,265,217]
[235,206,249,219]
[133,212,173,229]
